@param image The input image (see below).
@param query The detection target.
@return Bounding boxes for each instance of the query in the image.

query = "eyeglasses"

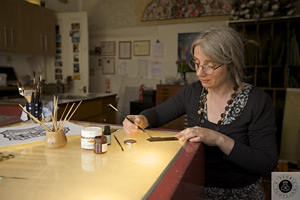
[189,57,223,74]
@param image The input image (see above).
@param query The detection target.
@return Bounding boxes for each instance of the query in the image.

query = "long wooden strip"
[57,102,69,129]
[53,96,57,131]
[59,100,82,131]
[57,103,75,131]
[50,113,57,131]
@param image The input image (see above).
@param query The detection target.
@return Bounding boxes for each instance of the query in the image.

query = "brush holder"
[44,130,67,149]
[26,102,43,121]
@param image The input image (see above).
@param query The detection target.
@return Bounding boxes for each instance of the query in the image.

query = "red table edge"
[147,142,205,200]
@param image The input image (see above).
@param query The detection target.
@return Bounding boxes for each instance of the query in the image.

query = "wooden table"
[0,122,204,199]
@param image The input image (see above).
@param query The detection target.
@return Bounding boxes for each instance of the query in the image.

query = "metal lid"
[81,127,102,137]
[124,139,136,145]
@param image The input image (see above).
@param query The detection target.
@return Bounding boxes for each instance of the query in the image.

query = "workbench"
[0,121,204,199]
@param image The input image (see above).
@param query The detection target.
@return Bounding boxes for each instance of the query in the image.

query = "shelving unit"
[228,16,300,152]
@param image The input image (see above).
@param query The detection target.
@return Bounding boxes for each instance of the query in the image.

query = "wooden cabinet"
[36,7,56,55]
[18,1,37,54]
[0,86,19,100]
[57,95,117,124]
[0,0,55,55]
[19,1,56,55]
[0,0,21,51]
[228,16,300,150]
[156,85,186,130]
[0,94,117,124]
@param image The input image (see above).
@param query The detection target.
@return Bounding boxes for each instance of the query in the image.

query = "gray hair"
[191,26,245,87]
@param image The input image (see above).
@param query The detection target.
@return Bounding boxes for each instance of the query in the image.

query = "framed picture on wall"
[102,57,115,74]
[134,40,150,56]
[101,41,116,56]
[178,32,199,60]
[178,32,200,72]
[119,41,131,59]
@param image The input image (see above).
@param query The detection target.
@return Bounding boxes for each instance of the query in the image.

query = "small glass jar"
[103,125,111,145]
[94,136,107,154]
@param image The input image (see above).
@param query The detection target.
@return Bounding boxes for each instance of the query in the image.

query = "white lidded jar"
[81,127,102,150]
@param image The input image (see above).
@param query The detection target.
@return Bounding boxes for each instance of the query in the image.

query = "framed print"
[119,41,131,59]
[101,41,116,56]
[102,57,115,74]
[178,32,200,72]
[134,40,150,56]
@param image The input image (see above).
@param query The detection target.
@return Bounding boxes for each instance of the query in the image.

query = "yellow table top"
[0,123,186,200]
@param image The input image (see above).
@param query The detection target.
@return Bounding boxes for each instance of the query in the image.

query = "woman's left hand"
[176,126,221,146]
[176,126,235,155]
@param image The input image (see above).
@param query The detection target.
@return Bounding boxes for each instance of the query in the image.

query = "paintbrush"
[113,134,124,151]
[108,104,178,142]
[108,104,153,138]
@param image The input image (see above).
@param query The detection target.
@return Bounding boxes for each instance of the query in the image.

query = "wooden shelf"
[228,15,300,24]
[229,16,300,153]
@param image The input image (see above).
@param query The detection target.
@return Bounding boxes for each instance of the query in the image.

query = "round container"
[44,130,67,149]
[124,139,136,145]
[94,136,107,154]
[81,127,102,150]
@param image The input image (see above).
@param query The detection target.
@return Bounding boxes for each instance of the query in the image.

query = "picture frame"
[102,57,115,74]
[134,40,150,56]
[178,32,200,60]
[101,41,116,56]
[119,41,131,59]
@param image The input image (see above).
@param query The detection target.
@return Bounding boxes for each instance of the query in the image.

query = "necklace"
[198,85,239,131]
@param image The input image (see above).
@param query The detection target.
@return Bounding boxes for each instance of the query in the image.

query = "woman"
[123,26,278,199]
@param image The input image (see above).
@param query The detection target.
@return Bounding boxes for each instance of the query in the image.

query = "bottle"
[40,0,45,7]
[104,125,111,145]
[94,136,107,154]
[139,84,144,102]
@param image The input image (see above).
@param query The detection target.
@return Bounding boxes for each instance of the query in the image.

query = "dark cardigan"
[141,81,278,188]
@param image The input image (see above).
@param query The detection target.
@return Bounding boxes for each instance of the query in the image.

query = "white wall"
[88,20,227,120]
[1,0,227,124]
[79,0,227,122]
[0,51,52,83]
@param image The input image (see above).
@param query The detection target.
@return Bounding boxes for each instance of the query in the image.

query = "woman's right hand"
[122,115,149,135]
